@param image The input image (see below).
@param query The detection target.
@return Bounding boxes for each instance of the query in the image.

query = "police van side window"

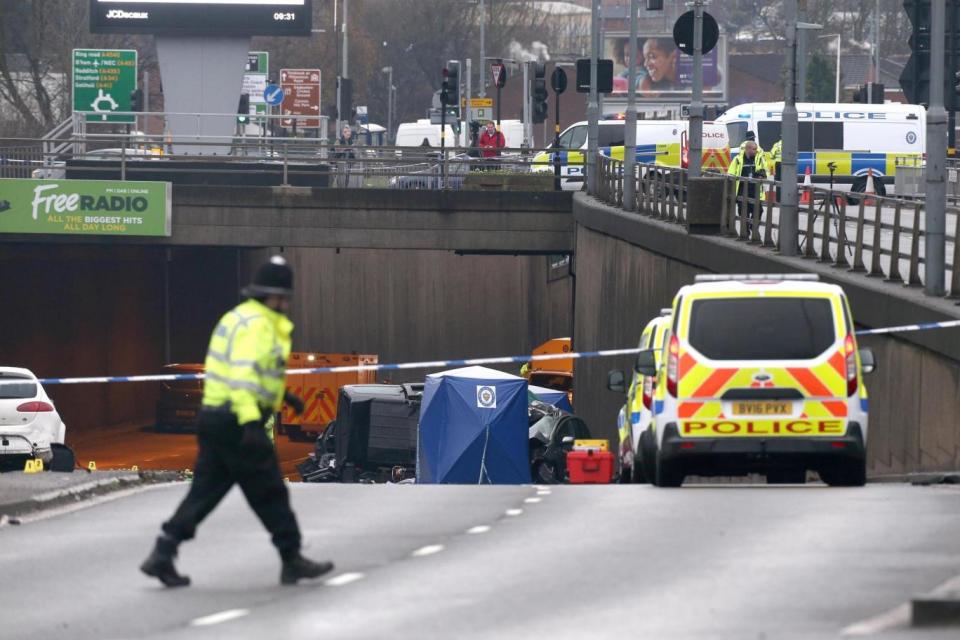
[560,126,588,149]
[598,125,626,147]
[757,121,814,151]
[726,122,747,147]
[813,122,843,151]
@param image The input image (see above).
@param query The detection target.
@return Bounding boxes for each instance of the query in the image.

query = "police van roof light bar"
[693,274,820,283]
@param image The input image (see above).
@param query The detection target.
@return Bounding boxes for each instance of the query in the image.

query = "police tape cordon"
[3,319,957,387]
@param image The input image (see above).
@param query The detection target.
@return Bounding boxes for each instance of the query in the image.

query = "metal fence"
[0,132,543,190]
[597,155,959,298]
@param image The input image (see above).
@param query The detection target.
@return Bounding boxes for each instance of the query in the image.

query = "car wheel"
[655,452,684,488]
[820,459,867,487]
[634,430,655,485]
[846,175,887,205]
[46,443,76,473]
[766,468,806,484]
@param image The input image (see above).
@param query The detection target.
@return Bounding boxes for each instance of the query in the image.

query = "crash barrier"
[8,321,955,387]
[0,133,548,191]
[596,155,960,298]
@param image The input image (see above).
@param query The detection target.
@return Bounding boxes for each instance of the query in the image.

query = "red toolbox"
[566,449,614,484]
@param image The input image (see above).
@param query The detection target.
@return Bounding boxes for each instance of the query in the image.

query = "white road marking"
[524,497,542,504]
[537,489,552,496]
[840,603,910,636]
[412,544,445,557]
[190,609,249,627]
[324,572,365,587]
[505,508,523,516]
[14,482,181,525]
[467,525,491,534]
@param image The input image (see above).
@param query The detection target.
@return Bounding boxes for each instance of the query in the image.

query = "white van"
[395,120,463,156]
[715,102,926,193]
[532,118,731,190]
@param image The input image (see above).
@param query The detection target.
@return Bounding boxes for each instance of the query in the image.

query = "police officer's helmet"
[745,131,756,141]
[242,255,294,298]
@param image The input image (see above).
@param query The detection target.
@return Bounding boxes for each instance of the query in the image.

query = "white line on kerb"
[505,508,523,516]
[467,525,491,534]
[840,603,910,636]
[324,572,365,587]
[190,609,250,627]
[524,497,542,504]
[412,544,445,557]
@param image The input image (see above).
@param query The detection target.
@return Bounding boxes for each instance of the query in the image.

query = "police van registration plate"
[733,401,791,415]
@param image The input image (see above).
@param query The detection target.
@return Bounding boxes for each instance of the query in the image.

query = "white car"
[0,367,72,471]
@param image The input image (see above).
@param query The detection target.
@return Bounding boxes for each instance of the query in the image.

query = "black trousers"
[162,411,301,559]
[737,183,764,228]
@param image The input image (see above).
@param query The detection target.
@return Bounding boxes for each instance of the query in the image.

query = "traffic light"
[339,77,353,122]
[533,63,548,124]
[901,0,931,105]
[646,0,664,9]
[440,67,450,107]
[446,61,461,120]
[130,88,144,112]
[237,93,250,124]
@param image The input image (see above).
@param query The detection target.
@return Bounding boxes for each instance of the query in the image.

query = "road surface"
[2,482,959,639]
[66,423,315,478]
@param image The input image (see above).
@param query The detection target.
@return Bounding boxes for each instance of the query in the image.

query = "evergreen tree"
[806,53,838,102]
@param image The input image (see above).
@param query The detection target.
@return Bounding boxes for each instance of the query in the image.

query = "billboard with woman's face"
[605,33,727,101]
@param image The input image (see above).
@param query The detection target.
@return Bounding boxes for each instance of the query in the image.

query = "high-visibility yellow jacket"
[728,149,770,201]
[202,299,293,435]
[768,140,782,174]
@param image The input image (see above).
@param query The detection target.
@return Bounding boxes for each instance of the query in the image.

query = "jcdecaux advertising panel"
[0,178,171,237]
[89,0,312,36]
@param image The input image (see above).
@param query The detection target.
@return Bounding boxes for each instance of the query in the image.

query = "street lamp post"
[781,2,822,257]
[382,66,393,144]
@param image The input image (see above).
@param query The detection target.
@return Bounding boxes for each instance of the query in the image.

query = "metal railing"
[0,133,547,190]
[596,155,959,298]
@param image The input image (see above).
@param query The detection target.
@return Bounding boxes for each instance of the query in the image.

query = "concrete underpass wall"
[0,245,239,436]
[241,248,572,382]
[573,195,960,475]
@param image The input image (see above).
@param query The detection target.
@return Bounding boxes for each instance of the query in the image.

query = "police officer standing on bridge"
[140,255,333,587]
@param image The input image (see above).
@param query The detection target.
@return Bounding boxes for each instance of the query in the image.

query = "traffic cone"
[863,168,877,205]
[799,166,812,204]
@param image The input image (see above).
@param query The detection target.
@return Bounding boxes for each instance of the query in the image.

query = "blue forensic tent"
[417,366,531,484]
[529,384,574,414]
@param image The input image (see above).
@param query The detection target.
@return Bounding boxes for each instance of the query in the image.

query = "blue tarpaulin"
[417,366,531,484]
[529,384,573,413]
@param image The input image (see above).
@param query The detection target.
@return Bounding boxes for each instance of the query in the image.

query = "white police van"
[715,102,926,195]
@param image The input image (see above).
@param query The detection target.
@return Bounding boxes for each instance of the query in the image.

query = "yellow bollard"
[88,461,97,471]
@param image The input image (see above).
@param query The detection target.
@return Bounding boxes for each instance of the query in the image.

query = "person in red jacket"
[477,120,505,159]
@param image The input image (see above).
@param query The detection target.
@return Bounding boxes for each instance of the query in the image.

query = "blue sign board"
[263,84,285,106]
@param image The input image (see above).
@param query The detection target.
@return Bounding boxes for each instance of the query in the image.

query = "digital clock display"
[90,0,312,35]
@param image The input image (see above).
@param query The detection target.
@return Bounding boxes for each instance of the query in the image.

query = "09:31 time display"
[273,12,296,20]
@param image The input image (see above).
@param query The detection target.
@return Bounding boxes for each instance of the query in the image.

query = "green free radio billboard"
[0,178,171,237]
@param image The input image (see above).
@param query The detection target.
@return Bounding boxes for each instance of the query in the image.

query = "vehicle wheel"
[820,459,867,487]
[46,443,76,473]
[634,431,655,485]
[846,175,887,205]
[655,453,684,488]
[766,468,806,484]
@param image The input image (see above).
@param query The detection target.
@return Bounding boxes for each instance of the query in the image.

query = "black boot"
[280,553,334,585]
[140,535,190,587]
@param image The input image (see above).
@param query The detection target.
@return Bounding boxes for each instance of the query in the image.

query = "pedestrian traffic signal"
[533,63,548,124]
[237,93,250,124]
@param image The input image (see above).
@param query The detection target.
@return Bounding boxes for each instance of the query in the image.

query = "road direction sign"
[264,84,285,106]
[72,49,137,123]
[462,97,493,108]
[491,62,506,89]
[280,68,321,128]
[673,10,720,56]
[243,51,270,118]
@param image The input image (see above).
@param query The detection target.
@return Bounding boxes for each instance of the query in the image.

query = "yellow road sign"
[461,97,494,108]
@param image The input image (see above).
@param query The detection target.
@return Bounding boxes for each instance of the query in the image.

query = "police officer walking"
[140,255,333,587]
[728,139,768,230]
